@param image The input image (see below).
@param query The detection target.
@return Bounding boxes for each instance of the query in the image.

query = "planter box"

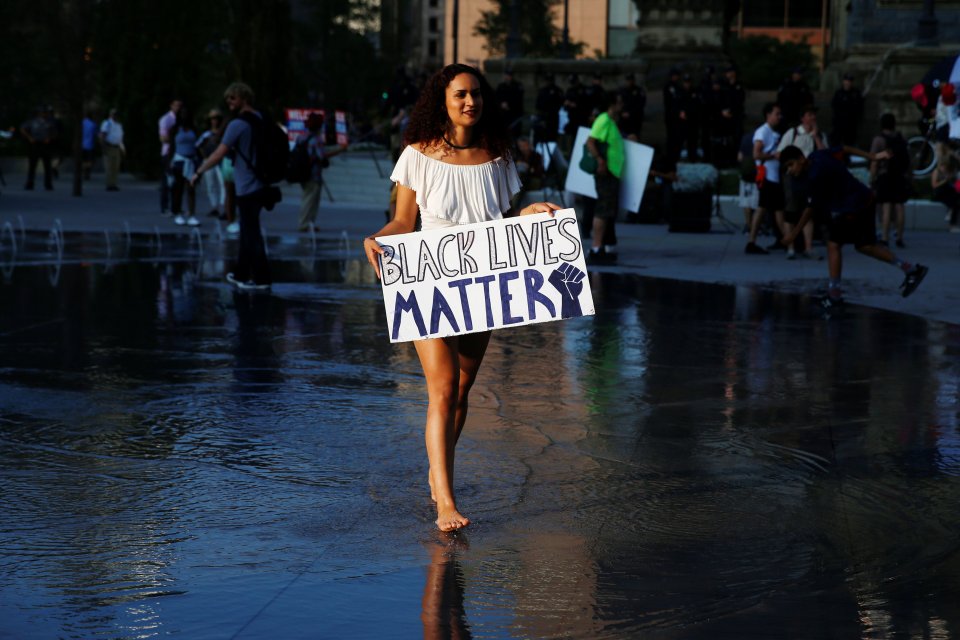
[668,190,712,233]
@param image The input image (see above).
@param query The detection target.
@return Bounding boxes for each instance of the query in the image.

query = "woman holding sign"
[363,64,560,532]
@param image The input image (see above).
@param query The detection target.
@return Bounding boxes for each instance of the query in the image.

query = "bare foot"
[436,502,470,532]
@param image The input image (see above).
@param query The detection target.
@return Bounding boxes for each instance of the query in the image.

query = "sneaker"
[186,216,200,226]
[174,215,186,225]
[900,264,928,298]
[585,249,607,265]
[225,222,240,234]
[819,294,844,312]
[801,250,823,261]
[745,242,769,255]
[236,280,271,291]
[765,241,786,252]
[787,248,796,260]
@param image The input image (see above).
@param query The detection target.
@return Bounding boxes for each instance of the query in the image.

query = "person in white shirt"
[362,64,559,533]
[776,104,828,258]
[745,103,784,254]
[99,108,125,191]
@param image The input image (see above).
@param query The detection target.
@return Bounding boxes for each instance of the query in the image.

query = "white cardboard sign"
[377,209,595,343]
[564,126,654,212]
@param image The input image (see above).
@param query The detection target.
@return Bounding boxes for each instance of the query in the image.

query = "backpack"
[882,133,909,176]
[286,134,313,184]
[237,111,290,185]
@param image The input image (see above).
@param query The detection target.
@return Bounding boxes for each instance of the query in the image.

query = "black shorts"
[824,204,877,248]
[593,173,620,220]
[758,180,784,212]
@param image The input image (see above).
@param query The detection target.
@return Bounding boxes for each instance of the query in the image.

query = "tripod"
[710,177,738,233]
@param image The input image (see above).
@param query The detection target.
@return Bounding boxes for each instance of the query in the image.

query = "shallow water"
[2,234,960,639]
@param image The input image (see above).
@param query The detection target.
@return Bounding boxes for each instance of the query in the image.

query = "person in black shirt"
[723,66,746,149]
[584,72,607,121]
[563,73,589,140]
[780,145,928,308]
[495,68,524,136]
[535,73,564,142]
[663,67,683,161]
[777,67,814,129]
[619,72,646,141]
[831,72,864,147]
[678,74,702,160]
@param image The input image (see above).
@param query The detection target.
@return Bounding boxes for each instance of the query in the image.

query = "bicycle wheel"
[907,136,937,176]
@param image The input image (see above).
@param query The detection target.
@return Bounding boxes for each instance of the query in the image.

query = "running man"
[779,145,928,308]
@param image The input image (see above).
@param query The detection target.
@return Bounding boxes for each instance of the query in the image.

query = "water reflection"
[422,537,472,640]
[1,255,959,638]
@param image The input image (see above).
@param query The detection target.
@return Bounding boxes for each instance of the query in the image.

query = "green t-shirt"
[589,112,624,179]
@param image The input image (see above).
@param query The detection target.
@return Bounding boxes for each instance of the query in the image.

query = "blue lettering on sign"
[475,275,496,328]
[392,290,427,340]
[523,269,556,319]
[430,287,461,335]
[499,271,522,324]
[391,261,584,339]
[448,279,474,332]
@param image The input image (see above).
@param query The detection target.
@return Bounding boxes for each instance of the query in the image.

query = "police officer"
[495,67,525,136]
[777,66,814,129]
[663,67,684,161]
[535,73,564,142]
[619,72,647,141]
[678,73,702,160]
[831,72,864,147]
[584,72,607,120]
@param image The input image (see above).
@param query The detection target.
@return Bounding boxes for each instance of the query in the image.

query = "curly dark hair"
[403,64,511,159]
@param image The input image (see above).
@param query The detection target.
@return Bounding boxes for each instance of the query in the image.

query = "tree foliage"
[727,36,817,90]
[0,0,389,182]
[474,0,585,58]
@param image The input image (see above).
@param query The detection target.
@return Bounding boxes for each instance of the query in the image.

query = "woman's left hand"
[519,201,562,216]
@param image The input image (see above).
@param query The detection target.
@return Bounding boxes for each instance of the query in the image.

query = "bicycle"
[907,117,938,176]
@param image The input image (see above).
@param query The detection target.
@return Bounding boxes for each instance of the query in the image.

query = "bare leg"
[415,331,491,531]
[880,202,891,241]
[748,207,766,244]
[591,217,607,251]
[827,241,842,281]
[856,243,897,265]
[802,220,814,253]
[783,221,794,249]
[895,203,905,244]
[774,210,787,238]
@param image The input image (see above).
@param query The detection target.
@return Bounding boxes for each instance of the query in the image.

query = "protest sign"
[564,126,654,212]
[376,209,595,343]
[334,110,349,145]
[285,108,325,147]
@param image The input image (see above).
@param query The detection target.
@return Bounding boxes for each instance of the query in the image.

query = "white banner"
[564,126,654,213]
[377,209,595,343]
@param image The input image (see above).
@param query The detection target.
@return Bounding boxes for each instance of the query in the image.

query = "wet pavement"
[2,166,960,638]
[2,229,960,639]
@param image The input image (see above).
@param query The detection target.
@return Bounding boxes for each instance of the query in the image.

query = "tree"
[474,0,585,58]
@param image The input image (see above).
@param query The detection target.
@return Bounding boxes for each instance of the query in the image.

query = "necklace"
[443,136,474,150]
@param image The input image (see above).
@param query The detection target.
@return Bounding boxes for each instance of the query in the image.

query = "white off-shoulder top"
[390,145,522,231]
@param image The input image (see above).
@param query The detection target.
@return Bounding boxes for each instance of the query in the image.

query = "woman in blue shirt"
[171,109,200,226]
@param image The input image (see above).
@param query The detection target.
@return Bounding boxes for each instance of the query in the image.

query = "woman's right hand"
[363,236,385,280]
